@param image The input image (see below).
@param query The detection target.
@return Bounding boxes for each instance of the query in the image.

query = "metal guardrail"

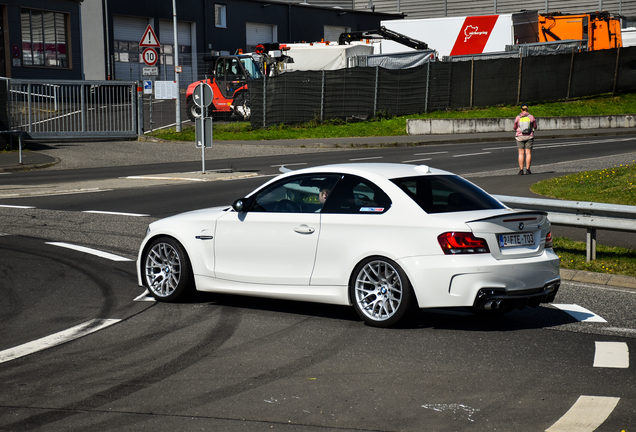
[7,79,140,140]
[493,194,636,262]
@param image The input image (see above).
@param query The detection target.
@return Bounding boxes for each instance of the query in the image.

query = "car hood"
[149,205,232,229]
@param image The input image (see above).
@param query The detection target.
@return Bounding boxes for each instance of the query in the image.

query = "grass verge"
[532,162,636,277]
[149,92,636,142]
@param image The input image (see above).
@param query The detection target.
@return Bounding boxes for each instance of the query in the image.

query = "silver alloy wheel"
[354,260,403,322]
[144,242,182,298]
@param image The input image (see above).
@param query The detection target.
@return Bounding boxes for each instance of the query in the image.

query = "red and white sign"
[139,25,160,48]
[382,14,513,57]
[142,48,158,66]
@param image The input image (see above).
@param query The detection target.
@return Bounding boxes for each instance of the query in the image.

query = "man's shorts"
[516,135,534,149]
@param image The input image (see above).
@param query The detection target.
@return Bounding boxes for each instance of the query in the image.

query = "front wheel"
[143,237,193,302]
[186,98,201,122]
[232,92,250,121]
[350,257,416,327]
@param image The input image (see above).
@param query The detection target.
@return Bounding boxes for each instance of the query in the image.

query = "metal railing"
[7,79,140,140]
[493,194,636,262]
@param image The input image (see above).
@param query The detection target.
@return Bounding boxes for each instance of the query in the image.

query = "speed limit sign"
[142,48,158,66]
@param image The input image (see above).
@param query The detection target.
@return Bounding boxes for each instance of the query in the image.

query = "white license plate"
[499,233,535,248]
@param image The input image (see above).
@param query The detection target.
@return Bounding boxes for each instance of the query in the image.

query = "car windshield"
[240,57,262,79]
[391,175,505,214]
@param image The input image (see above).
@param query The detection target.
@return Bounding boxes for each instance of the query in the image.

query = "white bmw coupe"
[137,163,560,327]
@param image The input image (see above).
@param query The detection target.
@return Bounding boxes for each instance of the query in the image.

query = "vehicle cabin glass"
[250,174,391,214]
[240,57,262,79]
[391,175,505,214]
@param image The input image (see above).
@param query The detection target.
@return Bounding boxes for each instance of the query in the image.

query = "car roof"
[282,163,453,179]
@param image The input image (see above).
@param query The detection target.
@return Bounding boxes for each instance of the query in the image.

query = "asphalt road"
[0,134,635,431]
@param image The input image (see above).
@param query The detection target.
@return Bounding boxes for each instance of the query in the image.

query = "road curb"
[560,268,636,290]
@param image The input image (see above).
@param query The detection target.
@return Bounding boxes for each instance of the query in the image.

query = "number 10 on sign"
[142,48,157,66]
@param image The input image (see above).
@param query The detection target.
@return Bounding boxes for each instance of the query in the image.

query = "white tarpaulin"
[283,44,375,71]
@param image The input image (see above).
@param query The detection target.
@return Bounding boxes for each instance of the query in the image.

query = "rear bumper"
[399,250,561,308]
[472,279,560,311]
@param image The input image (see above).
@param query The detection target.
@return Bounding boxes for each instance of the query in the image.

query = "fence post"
[425,61,430,114]
[81,83,86,133]
[470,57,474,109]
[321,70,325,122]
[262,74,267,129]
[516,52,523,105]
[27,83,32,133]
[566,48,575,100]
[373,66,379,118]
[612,47,621,96]
[586,228,597,262]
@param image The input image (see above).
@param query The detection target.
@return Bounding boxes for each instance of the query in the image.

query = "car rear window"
[391,175,505,214]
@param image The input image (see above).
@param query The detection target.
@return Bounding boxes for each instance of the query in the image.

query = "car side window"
[321,175,391,214]
[251,174,341,213]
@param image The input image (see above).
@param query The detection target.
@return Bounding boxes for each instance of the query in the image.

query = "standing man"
[514,104,537,175]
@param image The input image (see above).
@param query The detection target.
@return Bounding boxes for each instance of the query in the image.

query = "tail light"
[545,231,553,249]
[438,232,490,255]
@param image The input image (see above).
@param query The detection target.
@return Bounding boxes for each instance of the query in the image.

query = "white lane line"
[483,137,633,151]
[0,204,36,209]
[83,210,149,217]
[46,242,133,262]
[453,152,491,158]
[0,319,121,364]
[134,289,156,302]
[552,304,607,322]
[270,163,307,168]
[402,158,432,163]
[348,156,383,161]
[413,151,448,156]
[594,342,629,368]
[545,395,620,432]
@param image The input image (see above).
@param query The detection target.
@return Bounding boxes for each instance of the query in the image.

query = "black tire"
[232,92,250,121]
[142,236,193,302]
[349,256,416,328]
[186,98,201,122]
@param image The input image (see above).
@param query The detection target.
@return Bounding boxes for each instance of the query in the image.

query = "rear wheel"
[186,98,201,122]
[350,257,415,327]
[232,92,250,121]
[143,237,193,302]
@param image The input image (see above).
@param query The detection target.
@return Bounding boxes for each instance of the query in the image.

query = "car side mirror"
[232,197,253,212]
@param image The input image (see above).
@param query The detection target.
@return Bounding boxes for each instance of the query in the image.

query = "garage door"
[113,15,149,81]
[159,20,195,84]
[246,23,277,52]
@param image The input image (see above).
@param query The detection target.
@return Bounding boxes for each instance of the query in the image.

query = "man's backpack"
[518,116,533,134]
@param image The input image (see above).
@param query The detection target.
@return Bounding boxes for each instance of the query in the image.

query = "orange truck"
[537,11,622,50]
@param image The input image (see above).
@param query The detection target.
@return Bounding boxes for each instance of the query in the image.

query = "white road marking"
[552,304,607,322]
[125,175,210,182]
[482,137,633,151]
[421,403,479,422]
[453,152,491,158]
[348,156,383,161]
[593,342,629,368]
[545,395,620,432]
[134,289,156,302]
[46,242,133,262]
[413,151,448,156]
[0,204,35,209]
[0,319,121,364]
[270,163,307,167]
[402,158,432,163]
[83,210,149,217]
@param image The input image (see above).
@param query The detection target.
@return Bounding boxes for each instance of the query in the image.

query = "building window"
[215,4,227,28]
[20,8,69,68]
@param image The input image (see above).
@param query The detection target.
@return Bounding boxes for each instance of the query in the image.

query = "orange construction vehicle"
[538,11,622,50]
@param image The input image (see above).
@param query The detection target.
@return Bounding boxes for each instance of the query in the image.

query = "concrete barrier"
[407,114,636,135]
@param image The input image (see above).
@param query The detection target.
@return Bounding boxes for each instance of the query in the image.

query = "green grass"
[532,162,636,277]
[149,92,636,142]
[554,237,636,277]
[530,162,636,205]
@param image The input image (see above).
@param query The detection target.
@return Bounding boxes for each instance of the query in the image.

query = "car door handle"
[294,225,315,234]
